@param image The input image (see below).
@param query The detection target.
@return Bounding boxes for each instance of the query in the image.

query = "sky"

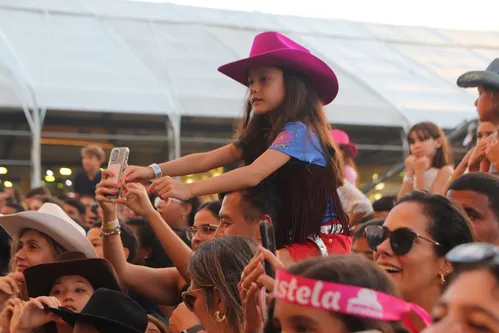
[137,0,499,31]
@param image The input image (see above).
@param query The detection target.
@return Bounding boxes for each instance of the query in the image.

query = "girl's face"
[49,275,94,313]
[248,66,286,115]
[475,85,499,124]
[477,121,497,143]
[14,229,57,272]
[408,131,440,159]
[373,202,445,301]
[424,269,499,333]
[273,299,348,333]
[191,208,219,251]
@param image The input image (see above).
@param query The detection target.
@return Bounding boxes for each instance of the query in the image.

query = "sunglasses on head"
[446,242,499,266]
[365,225,442,256]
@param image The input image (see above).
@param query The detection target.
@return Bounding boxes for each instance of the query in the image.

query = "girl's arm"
[430,165,454,194]
[123,143,242,184]
[159,143,242,177]
[188,149,290,197]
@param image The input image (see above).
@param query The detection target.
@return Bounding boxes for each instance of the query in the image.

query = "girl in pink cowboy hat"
[330,129,359,187]
[122,31,350,262]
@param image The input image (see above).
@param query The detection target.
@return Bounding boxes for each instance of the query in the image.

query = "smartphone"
[105,147,129,199]
[259,221,276,278]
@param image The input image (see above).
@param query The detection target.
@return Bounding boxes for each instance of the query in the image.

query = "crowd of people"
[0,31,498,333]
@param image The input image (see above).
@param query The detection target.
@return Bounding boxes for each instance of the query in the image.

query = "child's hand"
[404,155,416,176]
[414,156,430,174]
[114,183,156,218]
[469,140,488,171]
[486,139,499,171]
[121,165,155,185]
[149,176,193,202]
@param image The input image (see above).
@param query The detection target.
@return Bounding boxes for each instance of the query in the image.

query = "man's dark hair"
[91,221,137,263]
[220,180,281,225]
[372,195,396,212]
[448,173,499,221]
[63,198,86,215]
[25,187,50,199]
[4,200,25,213]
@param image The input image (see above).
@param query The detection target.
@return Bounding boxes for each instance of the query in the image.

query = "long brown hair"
[188,236,258,333]
[407,121,453,169]
[235,68,344,186]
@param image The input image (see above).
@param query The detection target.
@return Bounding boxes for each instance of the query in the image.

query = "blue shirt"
[269,122,337,223]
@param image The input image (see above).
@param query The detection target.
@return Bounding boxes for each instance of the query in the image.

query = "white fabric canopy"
[0,0,496,128]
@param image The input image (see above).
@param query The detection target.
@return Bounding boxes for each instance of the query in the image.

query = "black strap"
[182,324,205,333]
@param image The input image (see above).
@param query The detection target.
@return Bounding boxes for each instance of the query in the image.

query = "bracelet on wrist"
[403,175,414,184]
[102,218,120,231]
[100,226,121,238]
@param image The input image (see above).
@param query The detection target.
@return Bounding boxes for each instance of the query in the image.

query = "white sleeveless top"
[415,168,439,191]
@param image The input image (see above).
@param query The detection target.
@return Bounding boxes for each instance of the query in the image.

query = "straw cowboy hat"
[23,252,122,298]
[330,129,358,158]
[218,31,339,105]
[48,288,148,333]
[0,203,96,258]
[457,58,499,90]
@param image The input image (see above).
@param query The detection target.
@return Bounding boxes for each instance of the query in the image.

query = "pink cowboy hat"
[218,31,339,105]
[330,129,358,158]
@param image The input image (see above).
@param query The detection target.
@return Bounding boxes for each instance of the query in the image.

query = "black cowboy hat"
[47,288,148,333]
[457,58,499,90]
[23,252,122,298]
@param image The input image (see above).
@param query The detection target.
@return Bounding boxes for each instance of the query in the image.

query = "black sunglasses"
[446,242,499,265]
[365,225,442,256]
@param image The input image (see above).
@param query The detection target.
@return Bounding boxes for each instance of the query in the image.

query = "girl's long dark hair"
[235,68,344,186]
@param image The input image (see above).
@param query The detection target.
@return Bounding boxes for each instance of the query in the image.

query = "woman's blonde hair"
[9,228,67,273]
[188,236,258,333]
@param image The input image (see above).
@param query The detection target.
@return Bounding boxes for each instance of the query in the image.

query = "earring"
[214,311,226,323]
[440,274,446,285]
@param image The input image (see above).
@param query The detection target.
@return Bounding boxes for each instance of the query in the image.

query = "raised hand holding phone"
[105,147,129,199]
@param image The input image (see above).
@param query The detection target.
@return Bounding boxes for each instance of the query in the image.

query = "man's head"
[63,198,86,226]
[0,201,25,215]
[447,173,499,245]
[215,182,280,242]
[81,145,105,173]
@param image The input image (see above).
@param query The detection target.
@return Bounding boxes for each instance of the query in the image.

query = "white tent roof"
[0,0,497,128]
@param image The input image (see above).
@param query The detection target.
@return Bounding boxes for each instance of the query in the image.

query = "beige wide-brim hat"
[0,203,96,258]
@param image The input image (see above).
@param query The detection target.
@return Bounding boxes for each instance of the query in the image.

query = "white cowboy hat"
[0,203,96,258]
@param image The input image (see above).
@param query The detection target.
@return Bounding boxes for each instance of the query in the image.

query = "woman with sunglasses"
[366,191,476,331]
[183,236,258,333]
[423,243,499,333]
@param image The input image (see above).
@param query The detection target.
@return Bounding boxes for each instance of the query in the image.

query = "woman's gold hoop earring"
[215,311,226,323]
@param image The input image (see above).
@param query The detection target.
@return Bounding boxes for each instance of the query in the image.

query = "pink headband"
[274,270,431,327]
